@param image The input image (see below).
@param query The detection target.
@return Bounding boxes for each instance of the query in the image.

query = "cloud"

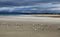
[46,3,60,11]
[0,2,60,13]
[0,0,60,7]
[0,6,37,12]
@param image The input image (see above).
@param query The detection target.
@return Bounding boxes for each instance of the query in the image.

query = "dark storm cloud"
[0,0,60,13]
[0,0,41,6]
[0,3,60,13]
[0,0,60,6]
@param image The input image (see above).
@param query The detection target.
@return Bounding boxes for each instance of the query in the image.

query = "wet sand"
[0,15,60,37]
[32,14,60,18]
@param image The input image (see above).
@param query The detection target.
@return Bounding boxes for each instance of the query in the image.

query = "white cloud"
[36,3,60,11]
[0,6,37,12]
[48,8,60,11]
[46,3,60,11]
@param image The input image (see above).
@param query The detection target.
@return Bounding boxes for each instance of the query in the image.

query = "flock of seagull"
[0,23,60,32]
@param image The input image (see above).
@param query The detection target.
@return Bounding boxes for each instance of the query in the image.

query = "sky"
[0,0,60,14]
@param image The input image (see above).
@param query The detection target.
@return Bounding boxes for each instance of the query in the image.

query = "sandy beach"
[0,15,60,37]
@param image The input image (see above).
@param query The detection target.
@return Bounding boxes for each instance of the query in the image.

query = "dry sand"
[0,15,60,37]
